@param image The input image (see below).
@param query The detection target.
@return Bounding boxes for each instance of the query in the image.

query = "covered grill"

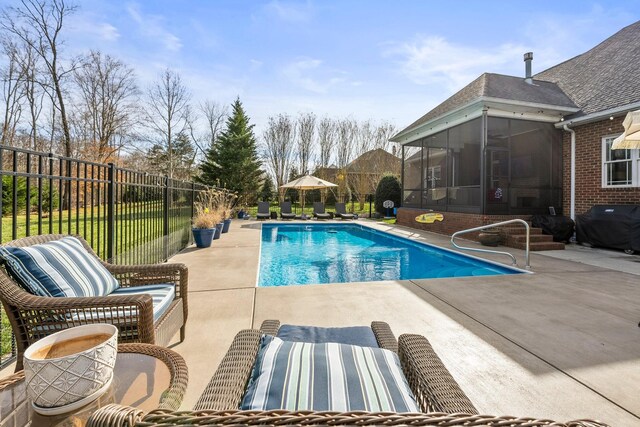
[575,205,640,252]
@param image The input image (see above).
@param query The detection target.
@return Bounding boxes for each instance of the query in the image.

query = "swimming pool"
[257,223,524,287]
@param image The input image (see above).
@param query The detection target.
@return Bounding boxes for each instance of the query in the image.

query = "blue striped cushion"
[240,335,420,412]
[0,236,119,297]
[109,284,175,321]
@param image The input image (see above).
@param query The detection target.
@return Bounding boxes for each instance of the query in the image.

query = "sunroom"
[393,73,580,216]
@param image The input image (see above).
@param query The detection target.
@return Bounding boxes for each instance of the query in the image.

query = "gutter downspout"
[563,124,576,220]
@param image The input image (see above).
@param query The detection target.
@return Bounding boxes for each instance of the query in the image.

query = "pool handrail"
[451,219,530,269]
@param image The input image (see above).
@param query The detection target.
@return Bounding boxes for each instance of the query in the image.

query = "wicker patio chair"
[87,320,608,426]
[0,234,188,371]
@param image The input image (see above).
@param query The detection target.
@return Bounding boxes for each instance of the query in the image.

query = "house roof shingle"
[535,20,640,117]
[397,73,576,137]
[395,20,640,140]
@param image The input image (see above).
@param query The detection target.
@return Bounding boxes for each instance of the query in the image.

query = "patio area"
[3,219,639,425]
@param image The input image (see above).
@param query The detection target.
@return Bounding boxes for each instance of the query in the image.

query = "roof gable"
[535,20,640,117]
[395,73,575,139]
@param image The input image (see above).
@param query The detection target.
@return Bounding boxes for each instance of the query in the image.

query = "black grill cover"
[575,205,640,251]
[531,215,575,242]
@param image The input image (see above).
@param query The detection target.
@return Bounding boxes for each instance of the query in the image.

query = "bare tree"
[2,0,77,157]
[0,37,25,146]
[15,37,46,150]
[296,112,315,176]
[316,116,336,169]
[263,114,295,202]
[144,69,191,178]
[336,118,355,168]
[348,120,374,209]
[73,50,139,162]
[373,121,397,153]
[335,118,356,201]
[193,100,227,156]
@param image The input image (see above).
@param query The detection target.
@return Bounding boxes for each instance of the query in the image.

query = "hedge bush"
[374,175,401,216]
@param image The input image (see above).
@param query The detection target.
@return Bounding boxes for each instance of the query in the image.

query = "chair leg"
[180,325,186,342]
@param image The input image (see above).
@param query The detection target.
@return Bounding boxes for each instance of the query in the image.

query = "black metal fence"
[0,145,208,369]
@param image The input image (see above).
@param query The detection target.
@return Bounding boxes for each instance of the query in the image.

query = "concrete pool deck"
[168,219,640,426]
[3,219,638,425]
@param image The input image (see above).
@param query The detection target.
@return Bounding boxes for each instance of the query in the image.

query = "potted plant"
[192,207,216,248]
[213,212,224,240]
[220,192,237,233]
[192,189,223,248]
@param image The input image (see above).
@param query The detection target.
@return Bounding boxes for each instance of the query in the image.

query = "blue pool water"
[258,223,523,287]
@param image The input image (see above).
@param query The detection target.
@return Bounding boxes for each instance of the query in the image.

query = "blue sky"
[53,1,640,132]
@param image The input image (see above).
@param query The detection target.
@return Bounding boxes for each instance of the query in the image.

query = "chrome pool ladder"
[450,219,530,269]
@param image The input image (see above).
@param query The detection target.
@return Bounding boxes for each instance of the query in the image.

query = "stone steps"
[497,225,565,251]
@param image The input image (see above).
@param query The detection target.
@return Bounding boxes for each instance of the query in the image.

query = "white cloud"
[67,14,120,43]
[282,58,347,93]
[250,59,264,71]
[264,0,313,23]
[126,3,182,52]
[384,35,526,91]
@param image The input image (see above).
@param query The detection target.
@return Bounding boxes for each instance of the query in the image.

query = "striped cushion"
[109,284,175,321]
[240,335,419,412]
[0,236,119,297]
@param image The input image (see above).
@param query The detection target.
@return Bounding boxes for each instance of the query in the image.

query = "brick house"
[391,21,640,246]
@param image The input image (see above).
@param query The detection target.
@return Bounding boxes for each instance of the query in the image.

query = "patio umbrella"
[611,110,640,149]
[280,175,338,211]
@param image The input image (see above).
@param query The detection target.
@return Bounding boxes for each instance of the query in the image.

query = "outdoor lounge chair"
[0,234,188,372]
[313,202,331,219]
[279,201,296,219]
[86,320,608,427]
[256,201,271,220]
[334,202,355,219]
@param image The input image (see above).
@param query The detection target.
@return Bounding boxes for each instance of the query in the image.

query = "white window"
[602,135,639,187]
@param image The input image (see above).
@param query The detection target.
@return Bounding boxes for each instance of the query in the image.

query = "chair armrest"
[0,371,25,392]
[139,410,611,426]
[86,404,145,427]
[371,321,398,353]
[193,329,262,411]
[11,293,155,344]
[107,263,187,289]
[398,333,477,414]
[259,319,280,335]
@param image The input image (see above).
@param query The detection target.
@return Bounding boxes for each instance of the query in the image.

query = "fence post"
[107,163,115,263]
[163,176,170,260]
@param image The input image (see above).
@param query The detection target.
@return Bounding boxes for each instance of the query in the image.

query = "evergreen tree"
[148,132,196,180]
[260,176,275,201]
[197,98,262,203]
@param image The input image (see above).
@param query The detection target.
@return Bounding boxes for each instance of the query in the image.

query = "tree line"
[0,0,400,207]
[262,113,398,206]
[0,0,228,181]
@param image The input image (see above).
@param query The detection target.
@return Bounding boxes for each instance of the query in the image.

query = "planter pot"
[23,324,118,413]
[237,210,245,219]
[193,228,215,248]
[478,229,501,247]
[213,223,223,240]
[222,218,232,233]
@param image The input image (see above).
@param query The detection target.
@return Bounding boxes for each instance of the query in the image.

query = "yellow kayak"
[415,213,444,224]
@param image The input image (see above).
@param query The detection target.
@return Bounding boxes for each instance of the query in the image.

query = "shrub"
[374,174,401,216]
[1,176,59,215]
